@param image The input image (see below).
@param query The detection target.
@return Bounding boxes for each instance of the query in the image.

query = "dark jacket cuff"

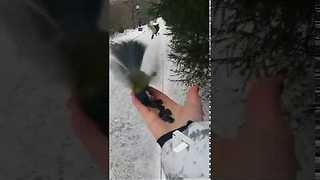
[156,121,193,147]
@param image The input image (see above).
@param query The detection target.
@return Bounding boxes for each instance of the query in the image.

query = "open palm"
[131,86,204,140]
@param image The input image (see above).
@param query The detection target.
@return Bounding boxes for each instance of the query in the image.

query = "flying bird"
[147,22,160,39]
[110,40,174,123]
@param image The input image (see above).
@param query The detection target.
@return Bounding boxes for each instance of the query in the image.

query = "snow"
[109,16,312,180]
[109,18,188,179]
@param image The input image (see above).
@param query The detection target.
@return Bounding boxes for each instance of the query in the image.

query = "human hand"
[66,98,108,177]
[214,76,298,180]
[131,86,204,140]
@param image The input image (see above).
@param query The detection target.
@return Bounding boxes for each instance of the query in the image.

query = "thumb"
[185,85,202,107]
[184,85,204,121]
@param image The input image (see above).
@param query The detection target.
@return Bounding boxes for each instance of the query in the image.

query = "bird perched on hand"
[110,40,174,123]
[110,40,156,106]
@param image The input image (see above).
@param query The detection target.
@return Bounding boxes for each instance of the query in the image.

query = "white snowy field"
[109,18,190,179]
[109,17,312,180]
[108,17,250,180]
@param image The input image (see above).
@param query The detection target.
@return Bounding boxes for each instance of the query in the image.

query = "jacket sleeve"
[159,121,210,180]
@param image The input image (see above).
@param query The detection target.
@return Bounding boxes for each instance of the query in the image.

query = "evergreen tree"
[213,0,315,127]
[148,0,209,87]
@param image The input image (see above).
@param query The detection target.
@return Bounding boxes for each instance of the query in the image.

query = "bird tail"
[110,40,147,72]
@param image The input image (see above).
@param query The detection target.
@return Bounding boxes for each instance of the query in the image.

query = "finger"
[131,94,153,117]
[67,98,108,175]
[185,85,201,106]
[247,76,284,93]
[131,94,161,124]
[184,85,204,121]
[131,95,168,139]
[147,86,179,112]
[245,78,288,133]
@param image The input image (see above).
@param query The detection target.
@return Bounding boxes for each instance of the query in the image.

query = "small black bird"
[148,22,160,39]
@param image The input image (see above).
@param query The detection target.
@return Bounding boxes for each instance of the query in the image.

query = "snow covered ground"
[109,17,312,180]
[109,18,191,179]
[108,18,247,178]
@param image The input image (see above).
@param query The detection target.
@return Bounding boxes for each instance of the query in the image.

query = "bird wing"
[110,60,131,88]
[110,40,146,73]
[147,22,157,34]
